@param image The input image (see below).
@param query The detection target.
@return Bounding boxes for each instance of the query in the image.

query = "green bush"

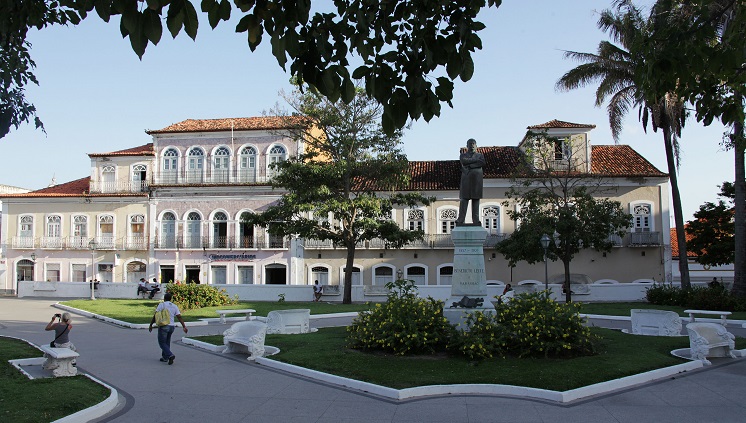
[494,292,598,358]
[646,283,746,311]
[446,311,505,360]
[165,283,237,310]
[347,279,453,355]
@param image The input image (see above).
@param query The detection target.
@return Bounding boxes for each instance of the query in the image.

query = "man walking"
[148,293,188,364]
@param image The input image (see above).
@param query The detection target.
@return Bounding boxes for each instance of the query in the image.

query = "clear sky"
[0,0,733,222]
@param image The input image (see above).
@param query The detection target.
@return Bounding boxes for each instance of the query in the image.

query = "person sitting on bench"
[138,278,160,299]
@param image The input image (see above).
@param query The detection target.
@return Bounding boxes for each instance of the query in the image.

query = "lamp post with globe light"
[88,239,97,300]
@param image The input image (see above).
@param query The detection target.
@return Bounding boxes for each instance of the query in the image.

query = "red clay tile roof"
[527,119,596,129]
[0,177,147,198]
[671,227,697,258]
[88,143,154,158]
[146,116,309,135]
[591,145,666,176]
[393,145,663,191]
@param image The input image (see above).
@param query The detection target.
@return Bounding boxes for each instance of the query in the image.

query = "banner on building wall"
[207,254,257,262]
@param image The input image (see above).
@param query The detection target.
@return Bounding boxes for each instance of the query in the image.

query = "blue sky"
[1,1,733,222]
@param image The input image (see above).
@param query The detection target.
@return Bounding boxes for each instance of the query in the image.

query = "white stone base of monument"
[444,304,496,331]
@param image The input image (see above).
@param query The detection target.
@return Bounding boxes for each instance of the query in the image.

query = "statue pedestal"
[443,225,495,329]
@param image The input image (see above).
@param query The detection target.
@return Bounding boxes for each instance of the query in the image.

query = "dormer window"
[554,138,570,160]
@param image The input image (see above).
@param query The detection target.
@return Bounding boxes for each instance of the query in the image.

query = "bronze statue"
[457,138,485,225]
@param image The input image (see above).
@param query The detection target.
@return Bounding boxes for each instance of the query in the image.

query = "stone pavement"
[1,297,745,423]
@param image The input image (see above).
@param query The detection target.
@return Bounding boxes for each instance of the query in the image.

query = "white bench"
[686,322,736,365]
[223,321,267,361]
[265,309,311,334]
[40,346,79,377]
[216,308,256,324]
[363,285,389,296]
[321,285,341,296]
[628,309,682,336]
[684,309,731,326]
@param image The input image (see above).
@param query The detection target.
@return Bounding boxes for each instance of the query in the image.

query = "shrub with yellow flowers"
[494,291,599,358]
[347,279,453,355]
[447,311,506,360]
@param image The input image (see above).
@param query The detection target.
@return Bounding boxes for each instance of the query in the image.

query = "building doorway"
[160,265,175,284]
[17,259,34,281]
[185,265,201,284]
[265,264,286,285]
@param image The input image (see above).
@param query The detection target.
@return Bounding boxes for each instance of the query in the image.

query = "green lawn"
[0,337,110,423]
[194,326,745,391]
[578,302,746,320]
[60,299,371,324]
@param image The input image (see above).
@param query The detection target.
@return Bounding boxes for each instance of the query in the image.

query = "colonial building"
[0,117,671,295]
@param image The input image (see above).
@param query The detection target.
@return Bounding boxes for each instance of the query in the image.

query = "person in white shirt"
[148,293,188,364]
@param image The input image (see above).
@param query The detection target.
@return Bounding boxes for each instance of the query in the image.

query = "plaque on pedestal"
[444,225,495,328]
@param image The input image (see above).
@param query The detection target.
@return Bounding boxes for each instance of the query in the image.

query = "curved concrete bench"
[686,322,736,365]
[629,309,682,336]
[266,309,311,334]
[223,321,267,361]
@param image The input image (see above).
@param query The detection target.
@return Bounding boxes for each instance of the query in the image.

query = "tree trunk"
[663,128,691,289]
[731,94,745,297]
[563,259,572,303]
[342,243,356,304]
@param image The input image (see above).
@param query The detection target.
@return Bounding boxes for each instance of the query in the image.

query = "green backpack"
[154,307,170,327]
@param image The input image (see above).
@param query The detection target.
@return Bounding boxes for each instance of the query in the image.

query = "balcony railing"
[124,236,148,250]
[67,236,90,250]
[152,170,273,186]
[89,180,148,193]
[41,237,64,249]
[628,231,661,247]
[93,236,116,250]
[12,236,34,249]
[301,233,509,250]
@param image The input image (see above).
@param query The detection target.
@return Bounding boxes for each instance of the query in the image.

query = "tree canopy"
[244,82,432,303]
[686,183,736,268]
[0,0,502,138]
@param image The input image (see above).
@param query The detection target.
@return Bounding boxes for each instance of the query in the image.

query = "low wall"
[16,280,676,303]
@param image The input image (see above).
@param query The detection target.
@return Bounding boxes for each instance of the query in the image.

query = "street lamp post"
[30,253,37,282]
[540,234,551,296]
[88,239,97,300]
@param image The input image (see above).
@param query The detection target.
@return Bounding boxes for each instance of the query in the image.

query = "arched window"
[19,216,33,247]
[71,215,88,249]
[212,211,228,248]
[131,164,147,191]
[311,266,329,285]
[162,148,179,183]
[238,211,255,248]
[187,148,205,183]
[160,212,176,248]
[438,265,453,285]
[439,208,457,234]
[340,266,362,285]
[213,147,230,183]
[101,165,115,193]
[373,266,394,285]
[239,146,257,182]
[267,145,286,178]
[405,265,426,285]
[406,209,425,231]
[482,205,500,234]
[98,215,115,248]
[129,214,146,249]
[632,203,652,232]
[186,212,202,248]
[45,216,61,250]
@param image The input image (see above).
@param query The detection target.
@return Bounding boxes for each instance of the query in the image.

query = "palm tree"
[555,1,692,289]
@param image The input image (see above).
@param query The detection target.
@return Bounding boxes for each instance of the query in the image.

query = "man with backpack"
[148,293,188,365]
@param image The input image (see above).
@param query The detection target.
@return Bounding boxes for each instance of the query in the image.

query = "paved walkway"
[1,297,745,423]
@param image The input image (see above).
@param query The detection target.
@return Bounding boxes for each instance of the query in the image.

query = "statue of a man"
[457,138,485,225]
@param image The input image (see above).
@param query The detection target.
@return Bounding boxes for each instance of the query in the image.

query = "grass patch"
[0,336,110,423]
[192,327,746,391]
[578,302,746,320]
[60,299,371,324]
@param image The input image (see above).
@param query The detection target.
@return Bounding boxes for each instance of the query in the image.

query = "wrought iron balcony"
[628,231,662,247]
[12,236,35,249]
[89,180,148,193]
